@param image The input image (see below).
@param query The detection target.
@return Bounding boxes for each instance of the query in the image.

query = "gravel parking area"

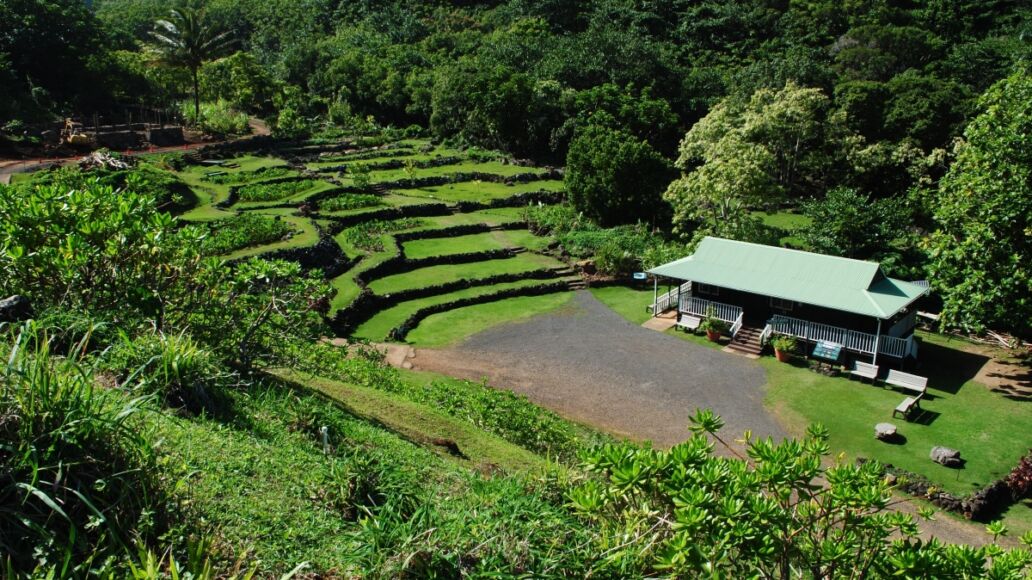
[412,291,784,446]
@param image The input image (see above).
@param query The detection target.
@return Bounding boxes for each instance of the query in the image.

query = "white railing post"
[652,277,658,317]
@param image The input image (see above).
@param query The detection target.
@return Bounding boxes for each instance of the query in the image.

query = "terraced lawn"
[393,179,563,203]
[353,278,561,341]
[402,232,512,258]
[235,179,338,208]
[405,292,575,347]
[368,253,563,295]
[222,214,320,260]
[353,161,548,185]
[176,155,290,221]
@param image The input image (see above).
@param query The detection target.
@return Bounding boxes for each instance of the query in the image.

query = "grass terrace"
[353,278,567,342]
[368,253,562,295]
[393,179,564,203]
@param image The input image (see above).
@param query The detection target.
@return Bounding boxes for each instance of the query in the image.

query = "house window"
[697,283,719,296]
[770,297,794,312]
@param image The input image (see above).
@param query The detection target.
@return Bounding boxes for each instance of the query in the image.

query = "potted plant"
[770,335,797,362]
[699,317,729,342]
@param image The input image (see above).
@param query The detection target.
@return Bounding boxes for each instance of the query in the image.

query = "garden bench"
[885,369,928,395]
[850,361,879,381]
[677,315,701,332]
[893,395,922,420]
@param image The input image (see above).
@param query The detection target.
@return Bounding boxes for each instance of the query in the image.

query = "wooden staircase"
[727,324,764,356]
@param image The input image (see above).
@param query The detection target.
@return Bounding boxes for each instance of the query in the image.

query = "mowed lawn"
[402,232,507,258]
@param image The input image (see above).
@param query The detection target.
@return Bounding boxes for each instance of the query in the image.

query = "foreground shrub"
[0,178,199,321]
[570,410,1032,577]
[0,323,160,573]
[236,179,317,202]
[186,213,294,255]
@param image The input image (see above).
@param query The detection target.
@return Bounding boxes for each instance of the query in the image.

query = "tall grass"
[0,323,160,573]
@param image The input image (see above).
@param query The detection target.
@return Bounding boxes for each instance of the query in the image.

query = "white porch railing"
[651,282,691,315]
[759,324,773,346]
[680,295,743,325]
[729,312,744,339]
[768,314,914,358]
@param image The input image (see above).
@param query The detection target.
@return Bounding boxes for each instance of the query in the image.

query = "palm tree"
[150,0,234,120]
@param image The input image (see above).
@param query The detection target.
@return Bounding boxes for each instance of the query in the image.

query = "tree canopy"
[926,71,1032,335]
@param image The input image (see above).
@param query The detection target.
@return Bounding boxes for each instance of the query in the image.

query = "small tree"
[565,122,672,227]
[151,0,234,120]
[800,187,910,259]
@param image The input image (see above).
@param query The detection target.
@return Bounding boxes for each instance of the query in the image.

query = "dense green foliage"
[926,72,1032,335]
[800,187,911,260]
[188,212,294,254]
[570,410,1032,576]
[565,123,671,227]
[319,192,384,212]
[339,218,423,252]
[1,325,160,572]
[235,178,316,202]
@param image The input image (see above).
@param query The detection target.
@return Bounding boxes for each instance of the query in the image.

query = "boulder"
[875,422,897,440]
[0,295,32,323]
[930,446,963,467]
[576,259,596,275]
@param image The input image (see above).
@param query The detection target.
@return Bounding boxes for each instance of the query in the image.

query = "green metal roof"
[647,237,928,319]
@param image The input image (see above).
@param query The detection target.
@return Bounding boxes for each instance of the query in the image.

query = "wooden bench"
[885,369,928,395]
[850,361,879,381]
[677,315,701,332]
[893,394,922,420]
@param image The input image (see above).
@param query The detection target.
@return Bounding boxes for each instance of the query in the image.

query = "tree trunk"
[192,67,200,121]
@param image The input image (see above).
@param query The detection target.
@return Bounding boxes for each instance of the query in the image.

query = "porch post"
[652,277,658,317]
[872,318,882,365]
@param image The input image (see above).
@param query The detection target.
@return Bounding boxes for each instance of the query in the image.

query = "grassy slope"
[272,369,547,471]
[176,156,289,221]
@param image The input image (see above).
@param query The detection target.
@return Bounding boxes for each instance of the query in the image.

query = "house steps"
[727,324,764,356]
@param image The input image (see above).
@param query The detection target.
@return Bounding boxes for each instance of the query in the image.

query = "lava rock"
[930,446,963,467]
[0,295,33,323]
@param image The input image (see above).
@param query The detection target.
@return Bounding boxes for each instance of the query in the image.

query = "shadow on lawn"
[984,358,1032,402]
[916,340,989,395]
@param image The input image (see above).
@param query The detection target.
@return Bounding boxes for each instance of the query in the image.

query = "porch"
[649,289,916,361]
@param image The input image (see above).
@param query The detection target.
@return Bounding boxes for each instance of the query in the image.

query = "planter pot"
[774,348,791,362]
[706,329,721,342]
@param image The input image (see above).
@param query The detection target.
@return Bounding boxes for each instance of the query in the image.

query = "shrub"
[202,165,291,184]
[319,193,383,212]
[104,329,226,413]
[699,316,730,335]
[770,334,798,352]
[181,99,250,136]
[339,218,424,252]
[236,179,317,202]
[186,213,294,255]
[1006,450,1032,499]
[0,323,160,573]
